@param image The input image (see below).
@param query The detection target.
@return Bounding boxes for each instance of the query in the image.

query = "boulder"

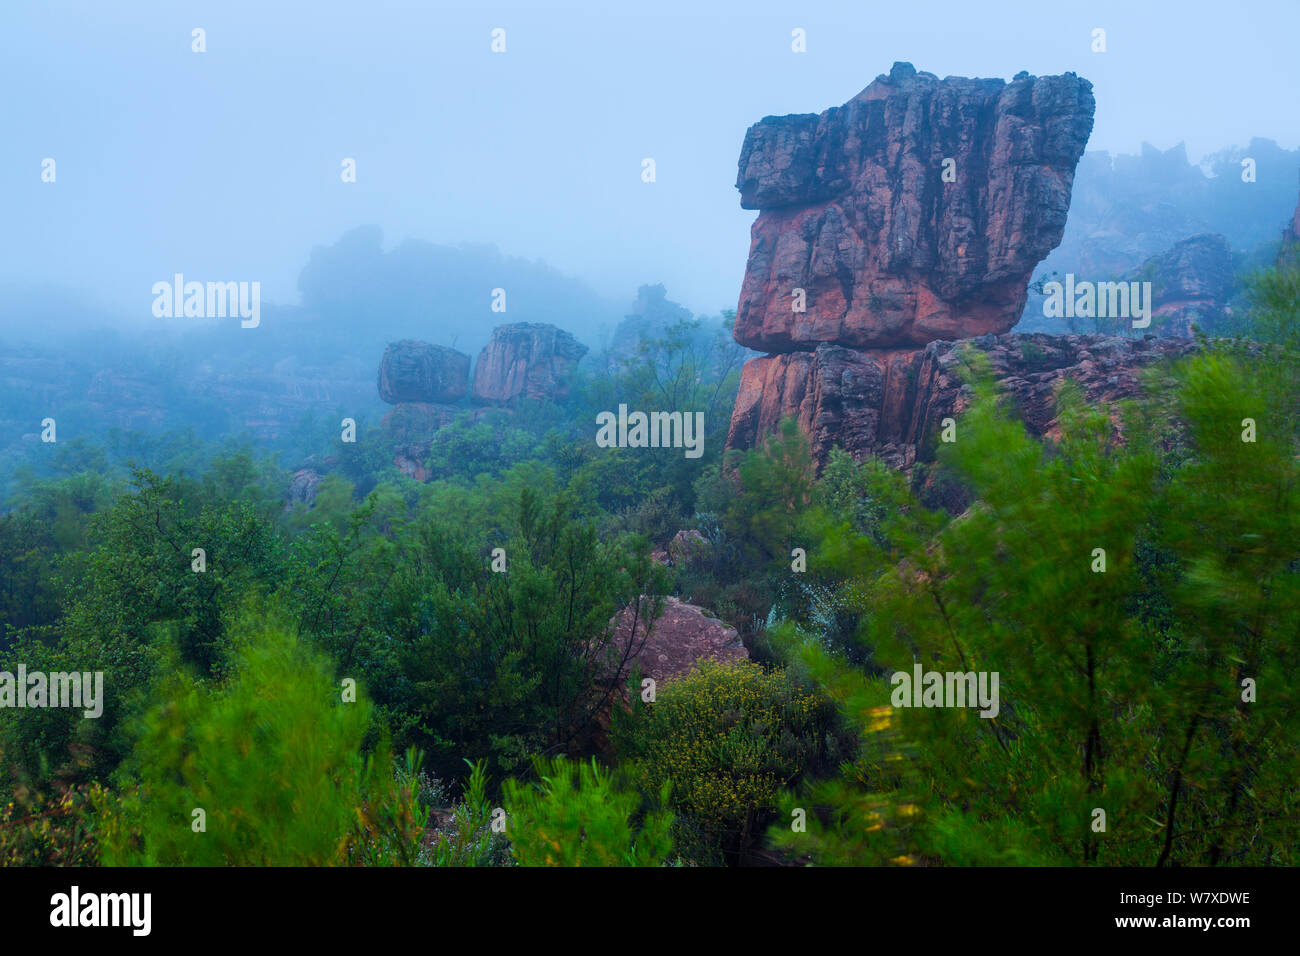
[378,340,470,404]
[605,597,748,687]
[471,323,588,404]
[1129,233,1234,337]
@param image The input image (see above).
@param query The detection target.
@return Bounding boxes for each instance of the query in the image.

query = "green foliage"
[620,660,833,861]
[1233,260,1300,345]
[775,340,1300,866]
[422,759,513,867]
[502,756,673,866]
[281,481,668,781]
[726,418,816,565]
[0,771,102,866]
[95,611,422,866]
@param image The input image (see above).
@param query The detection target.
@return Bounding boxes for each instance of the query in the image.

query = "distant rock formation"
[368,323,588,481]
[1130,233,1234,337]
[608,284,693,366]
[734,62,1095,351]
[1017,139,1300,334]
[378,340,470,404]
[380,402,478,481]
[86,369,168,430]
[471,322,588,404]
[727,332,1197,468]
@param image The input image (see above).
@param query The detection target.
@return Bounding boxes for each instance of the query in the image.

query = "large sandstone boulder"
[378,340,470,404]
[727,333,1198,469]
[472,322,588,404]
[734,62,1095,351]
[605,597,748,687]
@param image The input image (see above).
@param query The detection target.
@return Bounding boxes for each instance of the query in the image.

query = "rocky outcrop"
[667,529,710,567]
[380,402,471,481]
[734,62,1095,352]
[1131,233,1234,337]
[472,323,587,404]
[286,468,323,507]
[727,333,1198,468]
[378,340,470,404]
[605,597,748,687]
[609,284,693,364]
[86,370,168,429]
[726,64,1119,472]
[371,324,587,481]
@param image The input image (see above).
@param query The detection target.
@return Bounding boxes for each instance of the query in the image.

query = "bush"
[94,613,422,866]
[619,660,833,861]
[502,756,673,866]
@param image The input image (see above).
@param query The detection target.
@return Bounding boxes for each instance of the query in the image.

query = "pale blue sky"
[3,0,1298,326]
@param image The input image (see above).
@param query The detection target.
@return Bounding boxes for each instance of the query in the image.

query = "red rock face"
[726,64,1118,472]
[471,322,588,404]
[378,340,470,404]
[727,333,1198,468]
[734,62,1095,351]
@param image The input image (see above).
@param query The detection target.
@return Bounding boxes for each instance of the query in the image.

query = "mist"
[4,0,1300,341]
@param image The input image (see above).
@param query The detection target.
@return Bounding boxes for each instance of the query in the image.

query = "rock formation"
[608,284,693,367]
[734,62,1095,351]
[727,63,1114,470]
[286,468,323,508]
[370,323,589,481]
[380,402,478,481]
[605,597,749,687]
[727,332,1197,468]
[378,340,470,404]
[471,322,588,404]
[1129,233,1233,337]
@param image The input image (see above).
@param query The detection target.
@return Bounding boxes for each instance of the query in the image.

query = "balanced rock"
[734,62,1095,351]
[378,340,470,404]
[472,322,588,404]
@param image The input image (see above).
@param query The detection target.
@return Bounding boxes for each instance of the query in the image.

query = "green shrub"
[94,614,422,866]
[619,660,833,860]
[502,756,673,866]
[422,759,512,867]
